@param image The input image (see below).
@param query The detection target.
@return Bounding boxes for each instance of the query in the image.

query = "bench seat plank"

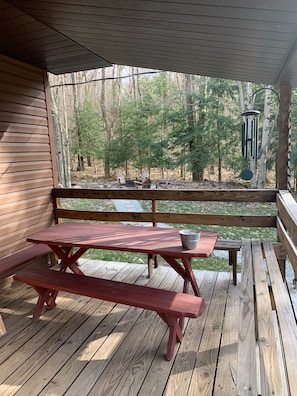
[214,239,241,251]
[236,239,257,396]
[14,267,205,360]
[0,244,53,336]
[252,239,287,395]
[0,245,52,277]
[14,268,204,318]
[237,239,296,395]
[263,238,297,396]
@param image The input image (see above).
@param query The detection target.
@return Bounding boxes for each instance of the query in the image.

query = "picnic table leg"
[158,313,183,361]
[147,254,159,278]
[154,254,158,268]
[39,246,87,308]
[229,251,237,285]
[160,255,200,296]
[49,245,87,275]
[32,286,57,320]
[147,254,154,278]
[161,255,189,289]
[181,257,201,296]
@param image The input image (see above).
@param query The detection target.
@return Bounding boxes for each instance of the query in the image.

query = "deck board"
[164,271,216,396]
[0,259,294,395]
[213,281,240,395]
[188,272,231,396]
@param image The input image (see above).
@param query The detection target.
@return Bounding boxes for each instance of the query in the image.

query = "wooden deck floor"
[0,259,294,396]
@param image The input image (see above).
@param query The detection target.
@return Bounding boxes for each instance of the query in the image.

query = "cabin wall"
[0,54,56,259]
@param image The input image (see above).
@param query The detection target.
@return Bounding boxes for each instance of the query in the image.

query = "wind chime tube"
[242,122,247,158]
[250,119,254,159]
[255,118,258,159]
[251,118,259,159]
[246,118,250,160]
[245,117,250,160]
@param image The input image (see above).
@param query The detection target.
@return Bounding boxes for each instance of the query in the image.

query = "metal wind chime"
[241,109,260,160]
[240,109,260,180]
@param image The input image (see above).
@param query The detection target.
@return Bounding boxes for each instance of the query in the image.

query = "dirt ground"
[70,166,261,190]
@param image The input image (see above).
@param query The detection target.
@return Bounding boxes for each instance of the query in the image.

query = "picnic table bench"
[13,267,205,361]
[237,238,297,395]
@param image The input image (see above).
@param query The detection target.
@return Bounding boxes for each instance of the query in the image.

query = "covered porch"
[1,2,297,395]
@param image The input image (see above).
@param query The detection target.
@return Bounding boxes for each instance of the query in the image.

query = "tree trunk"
[185,74,202,181]
[87,155,92,167]
[100,68,111,178]
[77,155,84,171]
[218,141,222,182]
[71,73,84,171]
[52,102,65,185]
[60,75,71,187]
[99,66,123,178]
[237,81,245,111]
[49,74,71,187]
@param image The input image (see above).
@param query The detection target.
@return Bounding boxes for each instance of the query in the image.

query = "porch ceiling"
[3,0,297,87]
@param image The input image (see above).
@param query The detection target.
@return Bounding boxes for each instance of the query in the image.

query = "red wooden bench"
[0,244,53,335]
[0,245,53,278]
[14,267,205,360]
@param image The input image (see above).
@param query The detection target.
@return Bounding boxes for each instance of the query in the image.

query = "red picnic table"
[27,222,218,296]
[13,223,219,360]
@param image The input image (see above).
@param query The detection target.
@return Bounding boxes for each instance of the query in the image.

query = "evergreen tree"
[71,97,105,164]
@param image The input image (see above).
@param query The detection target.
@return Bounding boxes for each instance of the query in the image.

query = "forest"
[49,66,297,189]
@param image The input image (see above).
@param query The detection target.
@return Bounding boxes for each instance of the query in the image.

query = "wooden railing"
[52,188,277,228]
[52,187,297,277]
[276,190,297,275]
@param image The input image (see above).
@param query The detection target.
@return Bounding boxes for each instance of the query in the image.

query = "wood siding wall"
[0,55,56,258]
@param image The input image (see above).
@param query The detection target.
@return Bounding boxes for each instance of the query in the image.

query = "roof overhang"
[2,0,297,87]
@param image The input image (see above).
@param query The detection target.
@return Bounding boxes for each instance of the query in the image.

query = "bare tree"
[99,66,123,178]
[71,73,85,171]
[48,73,71,187]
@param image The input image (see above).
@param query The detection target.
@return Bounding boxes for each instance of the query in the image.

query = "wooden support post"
[278,84,291,190]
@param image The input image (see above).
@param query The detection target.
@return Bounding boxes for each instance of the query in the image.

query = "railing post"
[152,199,157,227]
[151,199,158,269]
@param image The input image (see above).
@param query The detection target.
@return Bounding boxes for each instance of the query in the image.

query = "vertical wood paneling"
[0,54,55,258]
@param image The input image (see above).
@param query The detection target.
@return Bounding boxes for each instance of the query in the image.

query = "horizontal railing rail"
[52,188,278,229]
[52,188,278,202]
[54,208,276,228]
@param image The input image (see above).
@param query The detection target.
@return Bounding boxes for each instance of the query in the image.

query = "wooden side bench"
[237,238,297,395]
[0,244,53,336]
[13,267,205,361]
[213,239,241,285]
